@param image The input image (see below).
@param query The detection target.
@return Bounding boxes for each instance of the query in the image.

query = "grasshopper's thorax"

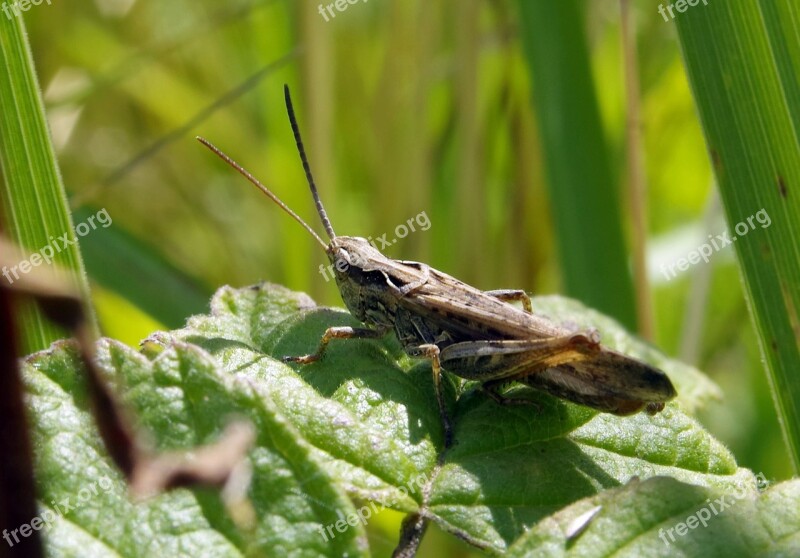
[327,236,398,329]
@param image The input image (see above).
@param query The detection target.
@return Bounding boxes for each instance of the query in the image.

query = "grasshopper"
[197,85,676,446]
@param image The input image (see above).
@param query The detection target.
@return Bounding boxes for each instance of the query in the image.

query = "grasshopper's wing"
[437,335,601,382]
[522,347,677,415]
[397,266,566,340]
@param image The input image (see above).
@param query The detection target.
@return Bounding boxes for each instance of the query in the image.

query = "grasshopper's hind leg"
[284,326,388,364]
[406,343,453,447]
[485,289,532,313]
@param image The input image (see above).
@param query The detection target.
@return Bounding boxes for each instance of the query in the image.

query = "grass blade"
[0,13,95,352]
[516,0,637,331]
[675,0,800,472]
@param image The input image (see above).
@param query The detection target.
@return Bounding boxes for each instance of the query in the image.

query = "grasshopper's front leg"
[283,326,389,364]
[484,289,533,313]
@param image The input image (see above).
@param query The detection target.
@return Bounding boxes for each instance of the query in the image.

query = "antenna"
[196,136,328,250]
[283,84,337,241]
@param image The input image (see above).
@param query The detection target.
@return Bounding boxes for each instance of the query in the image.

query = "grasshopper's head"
[325,236,397,324]
[326,236,386,278]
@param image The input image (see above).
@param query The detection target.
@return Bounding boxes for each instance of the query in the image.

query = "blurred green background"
[17,0,791,553]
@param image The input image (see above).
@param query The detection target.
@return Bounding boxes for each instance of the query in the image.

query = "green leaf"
[24,340,367,556]
[506,477,800,557]
[24,284,785,555]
